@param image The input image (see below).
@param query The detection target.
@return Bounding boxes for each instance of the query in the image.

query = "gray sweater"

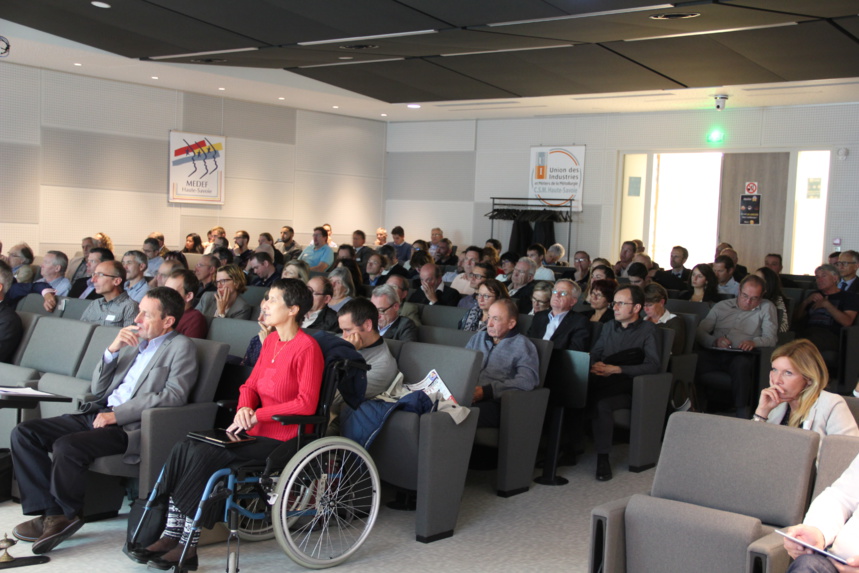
[466,331,539,400]
[590,318,661,378]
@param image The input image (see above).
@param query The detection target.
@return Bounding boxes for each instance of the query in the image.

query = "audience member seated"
[163,251,188,269]
[197,264,253,320]
[246,252,277,288]
[336,244,355,262]
[372,283,418,342]
[752,339,859,442]
[303,276,340,333]
[0,261,23,364]
[527,243,556,281]
[428,228,444,259]
[545,243,567,266]
[299,227,335,273]
[562,250,591,288]
[165,269,208,339]
[626,262,651,289]
[678,263,719,302]
[485,238,502,253]
[282,259,309,283]
[412,240,429,255]
[449,246,483,296]
[7,244,35,283]
[497,251,519,283]
[613,241,636,278]
[585,264,615,299]
[384,274,421,327]
[654,245,691,291]
[589,284,661,481]
[257,232,283,266]
[182,233,204,255]
[719,247,748,281]
[277,226,302,263]
[122,250,150,303]
[584,279,617,323]
[10,288,197,554]
[121,280,318,569]
[482,246,499,270]
[67,237,95,282]
[466,299,539,428]
[80,260,138,327]
[642,283,686,355]
[350,230,373,268]
[756,266,790,333]
[434,238,457,267]
[527,278,589,351]
[375,227,387,247]
[147,232,167,257]
[142,238,163,279]
[828,250,841,266]
[836,250,859,294]
[456,262,494,310]
[334,258,363,291]
[695,275,778,418]
[459,279,509,332]
[377,245,409,281]
[193,254,219,301]
[363,253,386,287]
[713,254,740,297]
[764,253,799,288]
[529,281,553,315]
[211,245,234,267]
[408,263,460,307]
[37,251,71,297]
[153,260,182,288]
[327,267,356,313]
[202,226,226,254]
[406,250,433,281]
[386,226,412,264]
[232,230,253,270]
[509,257,538,314]
[796,264,859,370]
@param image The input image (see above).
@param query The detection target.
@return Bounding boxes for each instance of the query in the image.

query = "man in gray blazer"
[10,287,199,554]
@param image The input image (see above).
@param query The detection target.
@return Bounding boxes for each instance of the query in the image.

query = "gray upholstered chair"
[241,285,268,308]
[383,337,405,360]
[57,296,94,321]
[665,299,712,324]
[207,316,262,359]
[15,293,53,316]
[590,412,820,573]
[368,341,482,543]
[813,434,859,499]
[417,324,474,347]
[419,304,467,329]
[11,311,40,366]
[834,326,859,393]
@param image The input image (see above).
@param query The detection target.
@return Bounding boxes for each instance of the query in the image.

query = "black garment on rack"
[509,218,533,256]
[533,220,555,249]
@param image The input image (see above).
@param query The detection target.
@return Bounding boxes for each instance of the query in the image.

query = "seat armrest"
[271,414,326,426]
[748,530,790,573]
[589,495,633,573]
[217,399,239,412]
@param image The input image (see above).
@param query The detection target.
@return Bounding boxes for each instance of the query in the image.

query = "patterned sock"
[180,516,202,548]
[163,497,184,540]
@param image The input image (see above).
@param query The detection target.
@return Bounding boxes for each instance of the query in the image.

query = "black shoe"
[123,543,167,564]
[31,515,84,554]
[596,455,613,482]
[147,553,198,571]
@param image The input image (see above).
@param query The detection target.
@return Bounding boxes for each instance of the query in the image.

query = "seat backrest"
[516,313,534,335]
[19,317,96,376]
[665,299,712,324]
[59,297,94,321]
[189,338,229,403]
[383,338,404,360]
[417,325,475,348]
[207,317,260,358]
[12,311,40,366]
[397,342,482,406]
[528,336,553,386]
[545,349,590,408]
[241,286,268,308]
[184,252,203,270]
[813,434,859,499]
[675,312,698,354]
[16,293,53,316]
[420,304,466,329]
[654,412,819,527]
[74,325,122,379]
[656,327,674,373]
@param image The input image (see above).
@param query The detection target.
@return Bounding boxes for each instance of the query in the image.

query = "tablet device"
[188,428,256,448]
[775,530,848,565]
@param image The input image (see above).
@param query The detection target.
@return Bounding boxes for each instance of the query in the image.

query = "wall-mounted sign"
[529,146,585,211]
[740,195,760,225]
[745,181,758,194]
[168,131,226,205]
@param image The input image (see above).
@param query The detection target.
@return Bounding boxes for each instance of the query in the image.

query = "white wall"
[0,62,386,257]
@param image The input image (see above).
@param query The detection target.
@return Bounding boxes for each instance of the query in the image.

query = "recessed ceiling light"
[407,104,421,109]
[332,106,339,109]
[91,1,111,8]
[381,114,388,117]
[338,56,354,60]
[218,87,225,91]
[151,76,159,80]
[278,97,285,100]
[649,12,700,20]
[73,62,82,66]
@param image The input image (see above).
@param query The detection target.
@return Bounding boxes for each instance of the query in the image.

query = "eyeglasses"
[467,273,487,280]
[531,298,550,305]
[552,290,573,297]
[92,272,120,279]
[376,304,395,315]
[590,291,606,299]
[835,261,857,267]
[309,291,325,297]
[215,278,232,286]
[476,293,496,300]
[610,301,635,308]
[574,258,588,263]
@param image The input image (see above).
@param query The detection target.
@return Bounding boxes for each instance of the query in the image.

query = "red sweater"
[238,330,324,442]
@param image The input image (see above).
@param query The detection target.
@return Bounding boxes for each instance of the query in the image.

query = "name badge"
[106,314,116,321]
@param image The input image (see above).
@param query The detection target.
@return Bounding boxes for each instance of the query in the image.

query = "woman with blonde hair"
[282,259,310,283]
[94,232,114,254]
[753,339,859,438]
[197,263,253,320]
[327,266,355,312]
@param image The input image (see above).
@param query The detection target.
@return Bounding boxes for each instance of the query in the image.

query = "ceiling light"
[332,106,339,109]
[278,97,285,100]
[298,29,436,47]
[381,114,388,117]
[151,76,158,80]
[149,47,258,61]
[218,87,225,91]
[407,104,421,109]
[624,21,796,42]
[488,4,673,27]
[91,1,111,8]
[339,44,378,51]
[338,56,354,60]
[649,13,699,20]
[73,62,82,66]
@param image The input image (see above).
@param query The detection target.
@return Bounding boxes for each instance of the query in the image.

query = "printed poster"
[529,146,585,211]
[169,131,225,204]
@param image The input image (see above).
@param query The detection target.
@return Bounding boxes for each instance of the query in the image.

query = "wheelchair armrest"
[271,414,327,426]
[263,441,300,477]
[217,399,239,413]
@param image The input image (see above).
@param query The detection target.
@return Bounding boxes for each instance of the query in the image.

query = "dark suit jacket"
[510,281,536,314]
[734,264,749,281]
[0,301,23,364]
[69,277,102,300]
[844,278,859,294]
[408,284,460,307]
[306,306,341,333]
[654,268,690,291]
[90,331,199,462]
[527,309,590,351]
[381,316,418,342]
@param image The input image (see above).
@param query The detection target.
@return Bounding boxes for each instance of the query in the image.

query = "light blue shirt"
[146,257,164,278]
[50,277,71,297]
[299,244,334,269]
[124,278,150,303]
[103,332,170,408]
[543,310,568,341]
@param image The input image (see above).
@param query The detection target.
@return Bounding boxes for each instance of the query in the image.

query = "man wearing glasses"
[527,279,589,351]
[457,262,493,310]
[302,276,340,333]
[836,251,859,294]
[371,283,417,342]
[79,261,138,327]
[695,275,778,419]
[193,254,219,301]
[589,284,661,481]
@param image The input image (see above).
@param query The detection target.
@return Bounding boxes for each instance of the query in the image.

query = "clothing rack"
[486,197,576,258]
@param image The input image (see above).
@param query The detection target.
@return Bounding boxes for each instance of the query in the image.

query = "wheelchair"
[128,357,380,571]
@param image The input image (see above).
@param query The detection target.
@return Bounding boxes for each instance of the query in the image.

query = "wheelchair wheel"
[273,437,380,569]
[235,479,275,541]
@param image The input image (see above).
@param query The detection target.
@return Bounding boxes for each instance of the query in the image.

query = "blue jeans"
[788,554,839,573]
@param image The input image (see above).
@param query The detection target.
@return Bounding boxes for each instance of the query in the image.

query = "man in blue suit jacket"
[10,287,199,554]
[527,279,590,351]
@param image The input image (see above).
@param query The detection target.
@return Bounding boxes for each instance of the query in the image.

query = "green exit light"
[707,129,725,143]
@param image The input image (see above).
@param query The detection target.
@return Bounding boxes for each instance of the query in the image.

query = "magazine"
[406,369,456,404]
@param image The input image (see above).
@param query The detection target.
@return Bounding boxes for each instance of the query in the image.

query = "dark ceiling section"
[4,0,859,103]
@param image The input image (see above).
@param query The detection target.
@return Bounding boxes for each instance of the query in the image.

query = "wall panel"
[0,63,40,145]
[223,99,297,144]
[761,104,859,147]
[179,178,294,221]
[0,143,40,223]
[384,200,475,247]
[387,120,476,152]
[296,111,385,178]
[227,139,295,182]
[293,171,383,236]
[182,93,224,135]
[386,151,475,201]
[474,151,530,202]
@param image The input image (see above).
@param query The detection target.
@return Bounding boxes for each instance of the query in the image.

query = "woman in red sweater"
[128,278,324,570]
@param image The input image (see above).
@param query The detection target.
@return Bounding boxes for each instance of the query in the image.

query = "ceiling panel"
[605,36,786,87]
[833,15,859,40]
[472,3,814,44]
[399,0,569,27]
[144,0,451,47]
[724,0,859,18]
[0,0,262,58]
[432,45,683,98]
[154,47,402,69]
[292,59,521,103]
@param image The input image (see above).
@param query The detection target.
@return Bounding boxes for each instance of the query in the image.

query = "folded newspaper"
[405,369,456,404]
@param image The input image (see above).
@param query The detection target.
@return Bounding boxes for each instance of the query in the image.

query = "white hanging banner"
[168,131,226,205]
[528,146,585,211]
